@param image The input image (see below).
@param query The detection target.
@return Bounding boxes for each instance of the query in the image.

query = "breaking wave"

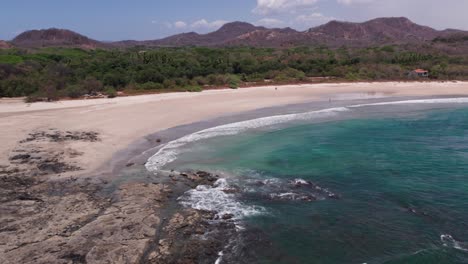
[350,97,468,108]
[145,107,349,171]
[177,178,265,220]
[146,97,468,172]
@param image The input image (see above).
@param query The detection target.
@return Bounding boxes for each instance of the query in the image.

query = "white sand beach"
[1,81,468,177]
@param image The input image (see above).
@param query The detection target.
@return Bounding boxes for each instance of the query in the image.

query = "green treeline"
[1,45,467,101]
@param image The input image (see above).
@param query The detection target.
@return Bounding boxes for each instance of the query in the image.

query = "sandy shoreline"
[2,81,468,178]
[2,81,468,263]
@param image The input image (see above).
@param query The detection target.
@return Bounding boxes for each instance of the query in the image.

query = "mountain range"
[3,17,468,49]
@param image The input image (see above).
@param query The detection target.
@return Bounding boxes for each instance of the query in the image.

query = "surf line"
[146,97,468,172]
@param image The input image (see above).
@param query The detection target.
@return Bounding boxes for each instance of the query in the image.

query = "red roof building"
[409,69,429,78]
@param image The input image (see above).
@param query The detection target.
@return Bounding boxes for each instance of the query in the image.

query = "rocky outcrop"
[0,130,231,263]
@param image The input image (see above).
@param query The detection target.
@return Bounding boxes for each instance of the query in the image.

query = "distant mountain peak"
[367,16,412,23]
[218,21,258,31]
[0,40,11,49]
[220,21,253,27]
[306,16,440,44]
[213,21,264,37]
[12,28,101,48]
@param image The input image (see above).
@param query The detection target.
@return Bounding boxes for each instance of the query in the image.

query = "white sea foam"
[145,107,349,171]
[214,251,224,264]
[178,178,264,220]
[350,97,468,108]
[269,192,315,201]
[441,234,468,252]
[260,178,283,185]
[291,179,311,185]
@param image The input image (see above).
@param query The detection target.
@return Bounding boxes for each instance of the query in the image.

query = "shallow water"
[150,102,468,263]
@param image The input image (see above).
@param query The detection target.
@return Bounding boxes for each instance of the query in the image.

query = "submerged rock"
[222,213,234,220]
[269,192,317,202]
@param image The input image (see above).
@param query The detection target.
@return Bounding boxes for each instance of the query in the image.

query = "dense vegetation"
[1,44,467,101]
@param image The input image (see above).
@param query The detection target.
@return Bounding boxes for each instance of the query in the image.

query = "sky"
[1,0,468,41]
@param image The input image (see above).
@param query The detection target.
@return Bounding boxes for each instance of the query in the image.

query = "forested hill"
[1,17,468,101]
[1,43,467,101]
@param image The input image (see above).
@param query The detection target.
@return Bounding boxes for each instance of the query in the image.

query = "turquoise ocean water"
[154,103,468,263]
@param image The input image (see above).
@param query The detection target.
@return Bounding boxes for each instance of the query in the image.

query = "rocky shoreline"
[0,129,236,264]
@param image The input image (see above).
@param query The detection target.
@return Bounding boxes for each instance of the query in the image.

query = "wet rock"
[222,187,240,194]
[327,192,341,199]
[195,171,211,178]
[289,179,313,188]
[179,171,220,185]
[10,154,31,161]
[21,130,100,143]
[288,179,341,200]
[221,214,234,220]
[37,161,80,174]
[60,253,86,263]
[146,209,235,264]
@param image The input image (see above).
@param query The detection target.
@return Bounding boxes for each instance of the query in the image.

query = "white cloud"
[162,19,228,31]
[256,18,285,27]
[174,21,187,29]
[252,0,333,29]
[295,12,334,24]
[190,19,228,29]
[337,0,375,5]
[253,0,319,15]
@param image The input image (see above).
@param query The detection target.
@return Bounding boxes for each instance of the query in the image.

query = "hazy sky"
[1,0,467,41]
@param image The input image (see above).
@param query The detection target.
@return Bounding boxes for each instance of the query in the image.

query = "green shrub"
[185,85,202,92]
[193,76,208,86]
[137,82,164,90]
[245,73,265,82]
[345,72,359,81]
[25,93,46,103]
[175,77,189,87]
[105,86,117,98]
[207,74,228,86]
[82,77,103,94]
[228,74,241,89]
[273,68,306,83]
[163,79,177,89]
[0,55,23,65]
[380,45,395,53]
[65,85,84,98]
